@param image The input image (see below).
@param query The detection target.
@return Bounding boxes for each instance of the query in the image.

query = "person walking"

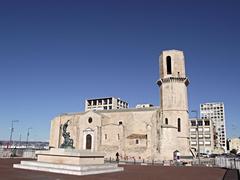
[116,152,119,163]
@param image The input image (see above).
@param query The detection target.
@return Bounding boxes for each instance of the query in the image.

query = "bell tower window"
[166,56,172,74]
[165,118,168,125]
[177,118,181,132]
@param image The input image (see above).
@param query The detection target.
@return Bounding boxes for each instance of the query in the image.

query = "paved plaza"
[1,158,238,180]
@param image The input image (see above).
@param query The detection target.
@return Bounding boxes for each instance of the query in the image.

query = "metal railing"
[105,157,190,166]
[215,157,240,171]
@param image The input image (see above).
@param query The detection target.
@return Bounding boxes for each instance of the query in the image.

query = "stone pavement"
[0,158,235,180]
[223,169,240,180]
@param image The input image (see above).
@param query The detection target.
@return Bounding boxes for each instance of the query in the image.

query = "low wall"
[0,148,36,159]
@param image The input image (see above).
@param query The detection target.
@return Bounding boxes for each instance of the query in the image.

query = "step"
[20,161,118,171]
[13,163,123,176]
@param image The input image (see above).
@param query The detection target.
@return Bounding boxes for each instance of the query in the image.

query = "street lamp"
[191,110,200,165]
[8,120,19,148]
[26,127,32,149]
[19,133,22,147]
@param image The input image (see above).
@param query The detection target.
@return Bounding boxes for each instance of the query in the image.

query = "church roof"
[57,110,109,118]
[98,107,159,113]
[56,106,160,117]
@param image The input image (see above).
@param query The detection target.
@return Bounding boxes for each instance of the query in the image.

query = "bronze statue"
[60,120,74,149]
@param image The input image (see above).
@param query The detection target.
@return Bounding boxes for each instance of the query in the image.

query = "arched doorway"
[83,128,94,151]
[86,134,92,150]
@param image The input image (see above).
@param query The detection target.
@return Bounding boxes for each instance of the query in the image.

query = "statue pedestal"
[36,148,105,165]
[13,148,123,176]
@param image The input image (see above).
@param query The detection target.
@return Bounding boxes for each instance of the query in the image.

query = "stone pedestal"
[14,148,123,176]
[36,148,105,165]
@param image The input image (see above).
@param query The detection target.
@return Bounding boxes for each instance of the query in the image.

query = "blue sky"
[0,0,239,141]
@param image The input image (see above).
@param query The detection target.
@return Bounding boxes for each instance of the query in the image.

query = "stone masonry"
[49,50,191,161]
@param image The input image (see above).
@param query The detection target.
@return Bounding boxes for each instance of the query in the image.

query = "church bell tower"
[157,50,190,158]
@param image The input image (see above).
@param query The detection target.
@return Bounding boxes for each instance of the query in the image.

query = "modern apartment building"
[85,97,128,111]
[200,102,227,152]
[189,118,214,154]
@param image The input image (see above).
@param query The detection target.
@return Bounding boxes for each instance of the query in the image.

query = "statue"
[60,120,75,149]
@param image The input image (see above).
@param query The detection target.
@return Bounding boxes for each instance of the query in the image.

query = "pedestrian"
[116,152,119,163]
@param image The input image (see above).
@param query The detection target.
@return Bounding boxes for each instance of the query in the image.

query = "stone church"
[49,50,191,160]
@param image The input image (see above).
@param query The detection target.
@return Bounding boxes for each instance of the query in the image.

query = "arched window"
[177,118,181,132]
[86,134,92,149]
[165,118,168,125]
[166,56,172,74]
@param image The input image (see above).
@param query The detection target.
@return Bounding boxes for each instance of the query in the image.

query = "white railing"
[215,157,240,171]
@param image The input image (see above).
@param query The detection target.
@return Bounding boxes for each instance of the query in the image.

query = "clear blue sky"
[0,0,239,141]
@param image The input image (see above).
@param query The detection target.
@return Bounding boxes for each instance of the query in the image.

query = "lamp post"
[191,110,200,165]
[8,120,19,149]
[26,127,32,149]
[19,133,22,147]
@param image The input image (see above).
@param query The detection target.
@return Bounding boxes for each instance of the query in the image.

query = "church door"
[86,134,92,150]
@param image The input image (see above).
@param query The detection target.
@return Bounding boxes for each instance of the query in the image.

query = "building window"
[204,120,210,126]
[165,118,168,125]
[88,117,93,123]
[86,134,92,149]
[119,121,123,125]
[198,120,203,126]
[177,118,181,132]
[191,121,196,126]
[136,139,139,144]
[105,134,107,140]
[103,99,107,105]
[87,100,91,106]
[118,134,120,140]
[166,56,172,74]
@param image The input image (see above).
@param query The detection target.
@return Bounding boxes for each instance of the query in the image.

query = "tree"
[230,149,237,155]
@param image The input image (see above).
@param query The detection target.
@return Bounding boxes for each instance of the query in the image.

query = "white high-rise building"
[200,102,227,152]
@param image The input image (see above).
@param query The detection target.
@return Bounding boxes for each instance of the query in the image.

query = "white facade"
[136,104,154,108]
[228,137,240,153]
[200,102,227,152]
[85,97,128,111]
[189,118,214,154]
